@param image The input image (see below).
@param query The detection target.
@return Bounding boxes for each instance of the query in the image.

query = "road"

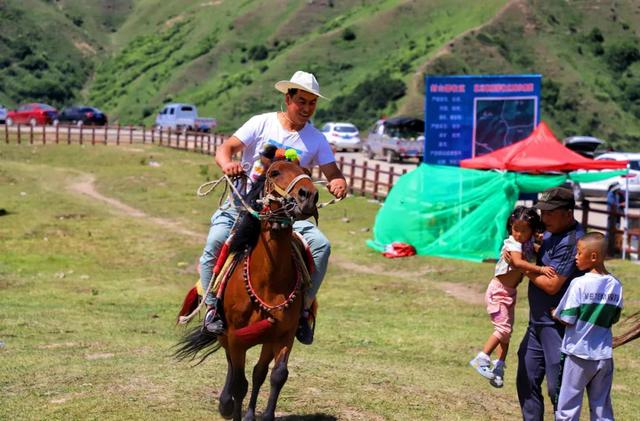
[334,151,421,174]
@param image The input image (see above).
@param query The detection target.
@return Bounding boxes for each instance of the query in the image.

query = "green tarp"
[367,164,627,262]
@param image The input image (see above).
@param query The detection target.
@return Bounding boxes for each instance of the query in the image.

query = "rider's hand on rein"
[327,178,347,199]
[222,161,245,176]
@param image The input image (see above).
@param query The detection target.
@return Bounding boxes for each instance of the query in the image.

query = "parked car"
[0,104,7,124]
[57,106,108,126]
[6,103,59,126]
[363,116,424,162]
[320,122,362,152]
[154,103,216,132]
[578,152,640,198]
[563,136,605,158]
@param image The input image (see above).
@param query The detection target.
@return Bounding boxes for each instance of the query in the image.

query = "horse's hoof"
[242,410,255,421]
[218,398,234,419]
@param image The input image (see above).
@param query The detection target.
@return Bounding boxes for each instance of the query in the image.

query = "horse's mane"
[228,177,265,255]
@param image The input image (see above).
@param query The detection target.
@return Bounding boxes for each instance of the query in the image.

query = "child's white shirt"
[555,272,623,360]
[494,236,535,277]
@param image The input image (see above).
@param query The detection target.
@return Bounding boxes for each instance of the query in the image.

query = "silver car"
[578,152,640,198]
[320,122,362,152]
[0,104,7,124]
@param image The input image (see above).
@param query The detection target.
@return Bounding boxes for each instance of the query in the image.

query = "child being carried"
[470,206,556,388]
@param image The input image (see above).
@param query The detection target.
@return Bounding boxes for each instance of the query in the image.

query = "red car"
[6,103,59,126]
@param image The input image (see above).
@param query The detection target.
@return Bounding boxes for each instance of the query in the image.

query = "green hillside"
[1,0,639,148]
[0,0,131,107]
[420,0,640,149]
[87,0,506,132]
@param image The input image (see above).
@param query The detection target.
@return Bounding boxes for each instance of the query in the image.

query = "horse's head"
[264,160,318,222]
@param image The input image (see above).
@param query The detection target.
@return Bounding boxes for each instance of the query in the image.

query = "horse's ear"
[302,167,312,176]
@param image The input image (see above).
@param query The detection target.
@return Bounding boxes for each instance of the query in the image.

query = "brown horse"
[175,160,319,421]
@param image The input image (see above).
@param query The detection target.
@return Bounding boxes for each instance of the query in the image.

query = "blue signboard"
[424,75,541,166]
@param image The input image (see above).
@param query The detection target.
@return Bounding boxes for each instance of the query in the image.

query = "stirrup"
[203,307,225,335]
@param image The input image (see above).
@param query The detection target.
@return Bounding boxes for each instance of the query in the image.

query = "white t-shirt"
[555,272,623,360]
[494,236,535,277]
[233,112,335,171]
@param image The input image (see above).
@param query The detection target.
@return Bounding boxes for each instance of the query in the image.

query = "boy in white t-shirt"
[199,71,347,345]
[553,232,623,421]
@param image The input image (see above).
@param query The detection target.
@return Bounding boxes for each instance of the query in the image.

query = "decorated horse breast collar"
[242,247,302,314]
[239,233,313,315]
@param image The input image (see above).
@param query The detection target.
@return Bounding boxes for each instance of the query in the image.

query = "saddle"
[176,231,315,323]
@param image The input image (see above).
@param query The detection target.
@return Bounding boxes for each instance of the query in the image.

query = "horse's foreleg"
[243,346,273,421]
[262,346,291,421]
[219,351,234,419]
[229,349,248,421]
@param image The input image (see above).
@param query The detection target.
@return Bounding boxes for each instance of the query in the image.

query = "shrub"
[142,106,154,118]
[248,45,268,61]
[593,44,605,56]
[588,27,604,43]
[342,28,356,41]
[314,73,405,129]
[606,39,640,72]
[542,79,560,107]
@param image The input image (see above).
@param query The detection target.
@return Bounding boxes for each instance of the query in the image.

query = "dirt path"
[68,174,204,241]
[331,256,484,304]
[67,173,484,303]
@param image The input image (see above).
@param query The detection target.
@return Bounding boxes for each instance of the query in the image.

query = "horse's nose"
[297,188,318,213]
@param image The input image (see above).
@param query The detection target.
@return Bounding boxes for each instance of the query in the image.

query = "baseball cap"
[534,187,575,210]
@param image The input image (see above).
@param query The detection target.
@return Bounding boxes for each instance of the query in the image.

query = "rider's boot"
[203,298,225,335]
[296,302,316,345]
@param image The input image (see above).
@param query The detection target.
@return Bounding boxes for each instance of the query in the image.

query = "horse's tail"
[173,326,222,365]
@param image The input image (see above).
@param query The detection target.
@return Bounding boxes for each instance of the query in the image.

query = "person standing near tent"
[607,184,625,225]
[506,187,585,420]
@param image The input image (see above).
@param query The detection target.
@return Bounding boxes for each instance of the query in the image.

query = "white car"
[578,152,640,198]
[320,122,362,152]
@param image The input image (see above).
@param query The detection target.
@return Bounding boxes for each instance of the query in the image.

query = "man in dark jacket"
[507,187,585,420]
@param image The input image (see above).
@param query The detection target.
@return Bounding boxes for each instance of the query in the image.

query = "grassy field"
[1,144,640,420]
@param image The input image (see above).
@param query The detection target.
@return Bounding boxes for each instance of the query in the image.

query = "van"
[154,103,216,132]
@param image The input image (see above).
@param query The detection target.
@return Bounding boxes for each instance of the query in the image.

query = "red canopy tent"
[460,121,628,172]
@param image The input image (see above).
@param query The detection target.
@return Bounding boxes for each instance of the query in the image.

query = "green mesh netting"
[367,164,627,262]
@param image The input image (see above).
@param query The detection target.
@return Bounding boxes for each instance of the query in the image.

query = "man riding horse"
[199,70,347,344]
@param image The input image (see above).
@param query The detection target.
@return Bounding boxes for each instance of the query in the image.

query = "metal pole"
[622,166,630,260]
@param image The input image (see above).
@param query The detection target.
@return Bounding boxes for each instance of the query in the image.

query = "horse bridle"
[259,172,313,224]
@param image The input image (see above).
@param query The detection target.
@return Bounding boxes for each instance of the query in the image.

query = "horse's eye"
[270,170,280,177]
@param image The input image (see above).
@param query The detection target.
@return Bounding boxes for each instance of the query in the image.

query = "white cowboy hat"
[275,71,329,100]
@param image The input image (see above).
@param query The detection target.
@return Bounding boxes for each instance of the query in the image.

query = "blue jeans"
[199,203,330,307]
[516,324,565,421]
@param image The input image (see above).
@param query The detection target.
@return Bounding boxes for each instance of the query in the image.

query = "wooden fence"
[578,199,640,257]
[1,123,406,200]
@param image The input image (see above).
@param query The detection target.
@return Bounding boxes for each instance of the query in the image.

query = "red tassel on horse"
[234,318,274,345]
[176,286,200,324]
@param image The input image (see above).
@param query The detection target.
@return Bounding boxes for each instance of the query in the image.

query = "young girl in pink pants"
[470,206,555,388]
